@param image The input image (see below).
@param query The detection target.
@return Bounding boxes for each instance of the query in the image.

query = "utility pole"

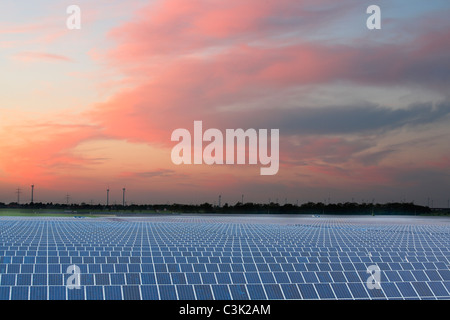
[122,188,126,206]
[66,194,70,205]
[16,187,21,204]
[241,194,244,204]
[107,188,110,206]
[218,195,221,208]
[31,185,34,204]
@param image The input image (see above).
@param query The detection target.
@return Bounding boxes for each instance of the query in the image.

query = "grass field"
[0,208,448,217]
[0,209,110,218]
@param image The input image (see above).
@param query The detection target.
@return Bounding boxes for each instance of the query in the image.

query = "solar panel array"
[0,216,449,300]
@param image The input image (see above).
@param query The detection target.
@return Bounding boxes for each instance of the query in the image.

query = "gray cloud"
[135,169,175,178]
[355,149,396,166]
[244,100,450,136]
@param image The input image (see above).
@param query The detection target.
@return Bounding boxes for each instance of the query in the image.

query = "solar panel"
[229,284,249,300]
[245,272,260,284]
[49,274,63,286]
[211,285,230,300]
[194,285,213,300]
[171,273,187,285]
[315,283,335,299]
[280,283,301,299]
[230,272,246,284]
[29,286,46,300]
[247,284,267,299]
[156,273,171,284]
[104,285,122,300]
[49,286,65,300]
[273,272,290,283]
[231,264,244,272]
[298,283,318,299]
[317,272,333,283]
[331,283,352,299]
[176,285,196,300]
[264,284,284,299]
[186,273,201,284]
[0,216,448,300]
[126,273,140,285]
[347,283,369,299]
[411,282,434,297]
[159,285,177,300]
[140,285,158,300]
[17,274,32,286]
[200,273,216,284]
[438,270,450,280]
[155,264,167,273]
[110,273,126,285]
[11,286,28,300]
[427,282,448,297]
[367,285,386,299]
[68,287,85,300]
[86,285,103,300]
[180,264,193,273]
[95,273,110,286]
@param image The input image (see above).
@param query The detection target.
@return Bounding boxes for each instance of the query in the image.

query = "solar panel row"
[1,269,448,284]
[0,281,448,300]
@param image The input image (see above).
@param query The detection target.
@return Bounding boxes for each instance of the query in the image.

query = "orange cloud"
[0,121,101,187]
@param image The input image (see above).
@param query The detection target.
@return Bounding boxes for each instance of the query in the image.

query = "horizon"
[1,1,449,207]
[0,185,445,209]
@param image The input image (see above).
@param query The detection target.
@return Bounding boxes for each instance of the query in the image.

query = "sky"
[0,0,449,206]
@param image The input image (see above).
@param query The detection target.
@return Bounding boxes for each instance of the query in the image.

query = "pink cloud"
[84,0,450,189]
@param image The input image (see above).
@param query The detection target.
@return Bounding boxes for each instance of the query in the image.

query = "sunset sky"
[1,0,449,206]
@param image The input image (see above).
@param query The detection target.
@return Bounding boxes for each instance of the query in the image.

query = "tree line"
[0,201,433,215]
